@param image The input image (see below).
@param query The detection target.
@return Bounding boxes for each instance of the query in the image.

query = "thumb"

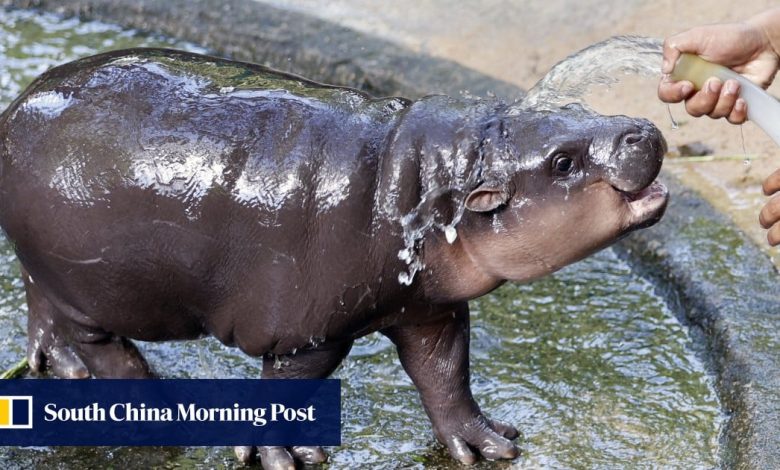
[662,37,683,74]
[662,27,714,74]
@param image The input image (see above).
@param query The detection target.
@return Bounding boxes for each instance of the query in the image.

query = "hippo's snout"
[605,120,666,194]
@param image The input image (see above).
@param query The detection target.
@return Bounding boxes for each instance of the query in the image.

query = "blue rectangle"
[11,398,29,426]
[0,379,340,446]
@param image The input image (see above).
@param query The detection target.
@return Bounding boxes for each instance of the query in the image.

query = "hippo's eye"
[552,154,574,175]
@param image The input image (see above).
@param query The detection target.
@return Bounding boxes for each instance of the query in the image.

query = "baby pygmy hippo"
[0,49,667,467]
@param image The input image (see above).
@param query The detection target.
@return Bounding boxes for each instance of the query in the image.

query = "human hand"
[760,168,780,245]
[658,21,780,123]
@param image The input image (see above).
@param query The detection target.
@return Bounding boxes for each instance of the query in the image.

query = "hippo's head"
[455,104,667,283]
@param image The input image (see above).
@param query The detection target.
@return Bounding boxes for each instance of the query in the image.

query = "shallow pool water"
[0,7,722,469]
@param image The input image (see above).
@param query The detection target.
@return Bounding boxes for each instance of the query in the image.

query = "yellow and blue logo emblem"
[0,396,32,429]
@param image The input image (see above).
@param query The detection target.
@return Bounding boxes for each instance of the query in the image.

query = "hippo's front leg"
[382,303,519,464]
[234,340,353,469]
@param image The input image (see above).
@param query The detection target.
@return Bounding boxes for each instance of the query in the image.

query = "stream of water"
[518,35,663,111]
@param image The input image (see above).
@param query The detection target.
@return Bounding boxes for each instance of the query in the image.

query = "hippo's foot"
[70,336,153,378]
[231,342,353,467]
[29,317,153,379]
[234,445,327,468]
[22,270,153,379]
[431,411,519,464]
[23,270,88,378]
[26,306,89,379]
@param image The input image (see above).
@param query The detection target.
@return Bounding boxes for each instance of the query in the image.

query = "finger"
[662,37,683,74]
[664,27,715,68]
[257,446,295,470]
[727,98,748,124]
[685,78,722,117]
[768,223,780,246]
[234,445,255,465]
[763,168,780,196]
[472,431,519,461]
[708,79,740,119]
[444,435,477,465]
[488,418,519,440]
[658,76,694,103]
[290,445,328,464]
[759,194,780,229]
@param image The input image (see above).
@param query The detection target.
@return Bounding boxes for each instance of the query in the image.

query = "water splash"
[515,36,663,112]
[396,140,486,286]
[396,187,449,286]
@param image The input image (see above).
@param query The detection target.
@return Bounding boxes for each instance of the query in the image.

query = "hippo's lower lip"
[621,181,669,229]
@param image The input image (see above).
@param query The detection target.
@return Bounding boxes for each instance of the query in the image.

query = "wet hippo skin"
[0,49,668,467]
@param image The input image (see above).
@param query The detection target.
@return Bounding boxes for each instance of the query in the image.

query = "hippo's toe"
[234,446,255,465]
[488,418,520,440]
[291,446,328,464]
[436,413,520,464]
[257,447,295,470]
[234,445,328,468]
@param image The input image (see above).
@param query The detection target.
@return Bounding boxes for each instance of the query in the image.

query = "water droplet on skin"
[444,225,457,244]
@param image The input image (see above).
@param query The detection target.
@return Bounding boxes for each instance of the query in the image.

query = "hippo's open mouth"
[620,181,669,229]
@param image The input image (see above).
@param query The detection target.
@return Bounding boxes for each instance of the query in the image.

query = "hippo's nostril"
[622,132,644,146]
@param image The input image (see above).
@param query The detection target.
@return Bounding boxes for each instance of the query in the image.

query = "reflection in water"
[0,8,720,469]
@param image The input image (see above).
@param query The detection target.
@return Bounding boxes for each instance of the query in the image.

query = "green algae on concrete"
[1,0,520,101]
[618,173,780,470]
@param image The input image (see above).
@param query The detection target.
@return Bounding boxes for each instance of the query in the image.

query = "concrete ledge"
[617,174,780,469]
[3,0,779,467]
[0,0,520,101]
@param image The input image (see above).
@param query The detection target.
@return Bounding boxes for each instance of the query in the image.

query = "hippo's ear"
[465,187,510,212]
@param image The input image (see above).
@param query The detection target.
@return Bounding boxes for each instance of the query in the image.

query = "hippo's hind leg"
[234,340,353,469]
[23,268,88,378]
[21,268,152,379]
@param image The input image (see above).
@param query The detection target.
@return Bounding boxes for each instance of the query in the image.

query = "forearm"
[748,8,780,55]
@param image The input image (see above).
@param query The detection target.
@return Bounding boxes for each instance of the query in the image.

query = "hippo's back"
[0,49,408,341]
[0,48,407,213]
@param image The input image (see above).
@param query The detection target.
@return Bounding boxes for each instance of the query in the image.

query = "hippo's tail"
[0,101,15,179]
[0,101,12,128]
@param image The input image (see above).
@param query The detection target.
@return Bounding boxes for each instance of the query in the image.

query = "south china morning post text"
[43,401,316,427]
[0,379,341,446]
